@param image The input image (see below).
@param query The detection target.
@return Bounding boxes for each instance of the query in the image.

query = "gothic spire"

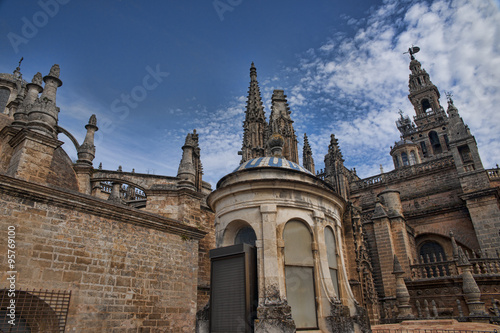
[303,133,315,173]
[240,62,267,163]
[268,89,298,163]
[324,134,349,199]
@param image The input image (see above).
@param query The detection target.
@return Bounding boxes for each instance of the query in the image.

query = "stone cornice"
[0,173,206,240]
[459,187,500,201]
[8,128,63,149]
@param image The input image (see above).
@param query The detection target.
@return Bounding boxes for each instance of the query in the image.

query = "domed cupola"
[390,139,421,169]
[208,129,365,331]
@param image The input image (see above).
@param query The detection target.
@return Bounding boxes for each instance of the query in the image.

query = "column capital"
[260,204,277,214]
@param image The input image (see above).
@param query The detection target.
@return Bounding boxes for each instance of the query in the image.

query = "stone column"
[75,115,98,194]
[255,204,295,333]
[108,182,124,204]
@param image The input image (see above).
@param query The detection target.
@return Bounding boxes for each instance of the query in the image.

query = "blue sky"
[1,0,500,187]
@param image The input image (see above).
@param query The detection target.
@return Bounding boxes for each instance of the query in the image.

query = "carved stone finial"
[457,247,471,266]
[98,162,102,170]
[49,64,60,78]
[32,72,42,86]
[393,255,404,274]
[267,133,285,157]
[88,114,97,126]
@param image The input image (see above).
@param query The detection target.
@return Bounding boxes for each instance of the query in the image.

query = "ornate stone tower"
[240,63,267,163]
[445,95,500,252]
[303,133,315,173]
[402,49,450,161]
[177,129,203,191]
[324,134,349,200]
[268,89,299,163]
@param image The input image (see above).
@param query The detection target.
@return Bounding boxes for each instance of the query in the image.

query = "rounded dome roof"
[232,156,313,175]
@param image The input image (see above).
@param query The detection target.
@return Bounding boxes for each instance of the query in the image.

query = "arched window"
[324,226,339,297]
[421,99,432,113]
[409,151,417,165]
[419,241,447,277]
[284,220,317,329]
[393,156,400,168]
[401,152,409,166]
[234,226,257,246]
[420,242,446,262]
[420,141,428,157]
[0,87,10,114]
[429,131,442,154]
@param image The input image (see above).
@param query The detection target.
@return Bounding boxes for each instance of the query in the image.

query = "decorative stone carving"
[49,64,60,78]
[32,72,42,85]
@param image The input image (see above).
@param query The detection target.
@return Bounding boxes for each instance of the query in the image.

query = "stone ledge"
[0,173,206,240]
[372,319,500,331]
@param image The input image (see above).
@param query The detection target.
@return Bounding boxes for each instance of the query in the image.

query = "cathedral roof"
[232,156,312,175]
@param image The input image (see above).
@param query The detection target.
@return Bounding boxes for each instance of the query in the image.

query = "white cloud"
[284,0,500,178]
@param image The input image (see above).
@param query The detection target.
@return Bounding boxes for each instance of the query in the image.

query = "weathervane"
[403,45,420,60]
[445,91,454,104]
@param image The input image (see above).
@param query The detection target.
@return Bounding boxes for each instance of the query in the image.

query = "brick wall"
[0,175,206,332]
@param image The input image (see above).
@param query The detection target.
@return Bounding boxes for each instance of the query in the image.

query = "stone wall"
[0,174,206,332]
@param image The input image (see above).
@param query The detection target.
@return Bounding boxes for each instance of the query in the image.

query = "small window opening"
[458,145,473,163]
[429,131,442,154]
[420,141,428,157]
[409,151,417,165]
[421,99,432,114]
[401,152,409,166]
[393,156,400,168]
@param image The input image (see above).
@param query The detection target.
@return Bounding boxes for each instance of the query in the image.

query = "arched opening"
[420,241,446,261]
[234,225,257,247]
[393,155,400,168]
[0,87,10,114]
[324,226,339,297]
[401,152,409,166]
[0,290,63,333]
[428,131,442,154]
[420,141,428,157]
[421,99,432,114]
[284,220,318,329]
[409,151,417,165]
[419,241,447,277]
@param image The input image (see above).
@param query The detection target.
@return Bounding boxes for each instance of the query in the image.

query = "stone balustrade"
[351,156,454,191]
[410,251,500,280]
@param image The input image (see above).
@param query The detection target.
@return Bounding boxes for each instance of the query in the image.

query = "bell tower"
[401,47,450,161]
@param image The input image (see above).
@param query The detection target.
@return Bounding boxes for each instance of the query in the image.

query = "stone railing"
[351,156,454,192]
[410,252,500,280]
[487,167,500,181]
[98,181,146,201]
